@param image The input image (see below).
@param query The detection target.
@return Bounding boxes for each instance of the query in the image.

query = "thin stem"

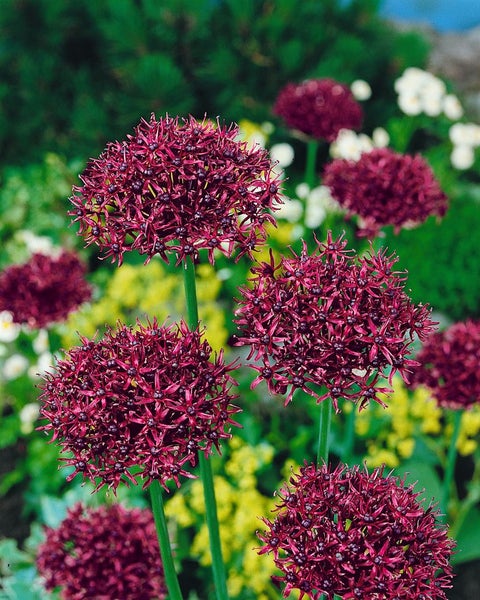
[305,140,319,190]
[440,409,463,522]
[317,399,333,465]
[149,481,183,600]
[341,404,356,465]
[182,256,229,600]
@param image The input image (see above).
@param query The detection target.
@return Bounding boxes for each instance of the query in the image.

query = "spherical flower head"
[36,503,166,600]
[234,232,435,410]
[70,114,282,266]
[410,319,480,410]
[322,148,448,238]
[273,79,363,142]
[0,251,92,329]
[258,462,454,600]
[39,319,240,491]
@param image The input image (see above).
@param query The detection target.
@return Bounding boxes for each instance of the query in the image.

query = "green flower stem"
[305,139,319,190]
[440,409,463,522]
[341,405,356,465]
[317,399,333,465]
[149,481,183,600]
[183,256,229,600]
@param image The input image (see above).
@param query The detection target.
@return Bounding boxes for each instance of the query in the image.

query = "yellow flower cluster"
[355,378,480,467]
[165,437,283,599]
[60,260,228,352]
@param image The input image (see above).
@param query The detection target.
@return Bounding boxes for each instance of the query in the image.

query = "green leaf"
[452,506,480,565]
[394,460,443,506]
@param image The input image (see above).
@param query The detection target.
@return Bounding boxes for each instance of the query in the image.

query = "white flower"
[450,145,475,170]
[372,127,390,148]
[350,79,372,101]
[33,329,49,354]
[295,183,310,199]
[330,129,373,160]
[421,94,443,117]
[276,195,304,223]
[2,354,29,380]
[270,143,295,168]
[17,230,56,256]
[304,185,340,229]
[19,402,40,435]
[394,67,427,95]
[449,123,480,147]
[443,94,464,120]
[28,351,54,378]
[0,311,20,343]
[397,92,423,116]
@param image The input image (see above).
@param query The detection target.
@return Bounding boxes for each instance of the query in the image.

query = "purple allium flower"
[258,462,455,600]
[70,114,282,266]
[322,148,448,238]
[0,251,92,329]
[36,503,166,600]
[39,319,240,491]
[273,79,363,142]
[234,232,435,410]
[410,319,480,410]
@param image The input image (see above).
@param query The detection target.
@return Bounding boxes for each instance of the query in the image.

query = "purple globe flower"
[258,463,455,600]
[70,114,282,265]
[273,78,363,142]
[322,148,448,238]
[39,319,240,491]
[37,503,166,600]
[0,251,92,329]
[410,319,480,410]
[235,232,435,410]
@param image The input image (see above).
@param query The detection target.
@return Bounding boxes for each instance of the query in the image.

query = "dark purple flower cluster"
[36,503,166,600]
[410,319,480,410]
[322,148,448,238]
[39,319,240,491]
[70,114,282,266]
[258,463,454,600]
[273,78,363,142]
[235,232,435,410]
[0,251,92,329]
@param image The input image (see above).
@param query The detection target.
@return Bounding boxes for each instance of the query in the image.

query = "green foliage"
[0,0,429,164]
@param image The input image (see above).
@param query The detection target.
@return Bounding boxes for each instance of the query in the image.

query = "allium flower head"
[273,79,363,142]
[258,462,454,600]
[235,232,435,410]
[39,319,239,491]
[410,319,480,410]
[322,148,448,238]
[0,251,92,329]
[70,114,282,266]
[36,503,166,600]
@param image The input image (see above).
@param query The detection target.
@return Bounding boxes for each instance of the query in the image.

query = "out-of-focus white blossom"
[372,127,390,148]
[350,79,372,101]
[443,94,464,120]
[422,94,443,117]
[270,143,295,168]
[28,351,54,379]
[19,402,40,434]
[450,145,475,170]
[289,184,342,230]
[17,230,56,256]
[275,195,304,223]
[33,329,49,355]
[394,67,453,119]
[0,311,20,343]
[397,93,423,116]
[2,354,29,380]
[295,183,310,199]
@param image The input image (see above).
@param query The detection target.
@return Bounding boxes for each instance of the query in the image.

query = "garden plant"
[1,2,480,600]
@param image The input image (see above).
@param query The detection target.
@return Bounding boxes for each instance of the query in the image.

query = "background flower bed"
[1,1,480,599]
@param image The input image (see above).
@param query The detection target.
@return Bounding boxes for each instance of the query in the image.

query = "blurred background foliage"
[0,0,428,166]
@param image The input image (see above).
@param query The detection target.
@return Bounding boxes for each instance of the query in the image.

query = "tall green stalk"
[440,409,463,522]
[183,256,230,600]
[317,398,332,465]
[305,139,319,190]
[149,481,183,600]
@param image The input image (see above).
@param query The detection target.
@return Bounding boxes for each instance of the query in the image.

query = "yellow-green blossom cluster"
[355,378,480,467]
[60,261,228,352]
[165,437,282,599]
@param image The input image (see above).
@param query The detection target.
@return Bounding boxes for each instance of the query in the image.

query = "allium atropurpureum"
[234,232,435,410]
[0,251,92,329]
[70,114,282,266]
[39,320,240,491]
[322,148,448,238]
[36,503,166,600]
[273,78,363,142]
[410,319,480,410]
[258,463,454,600]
